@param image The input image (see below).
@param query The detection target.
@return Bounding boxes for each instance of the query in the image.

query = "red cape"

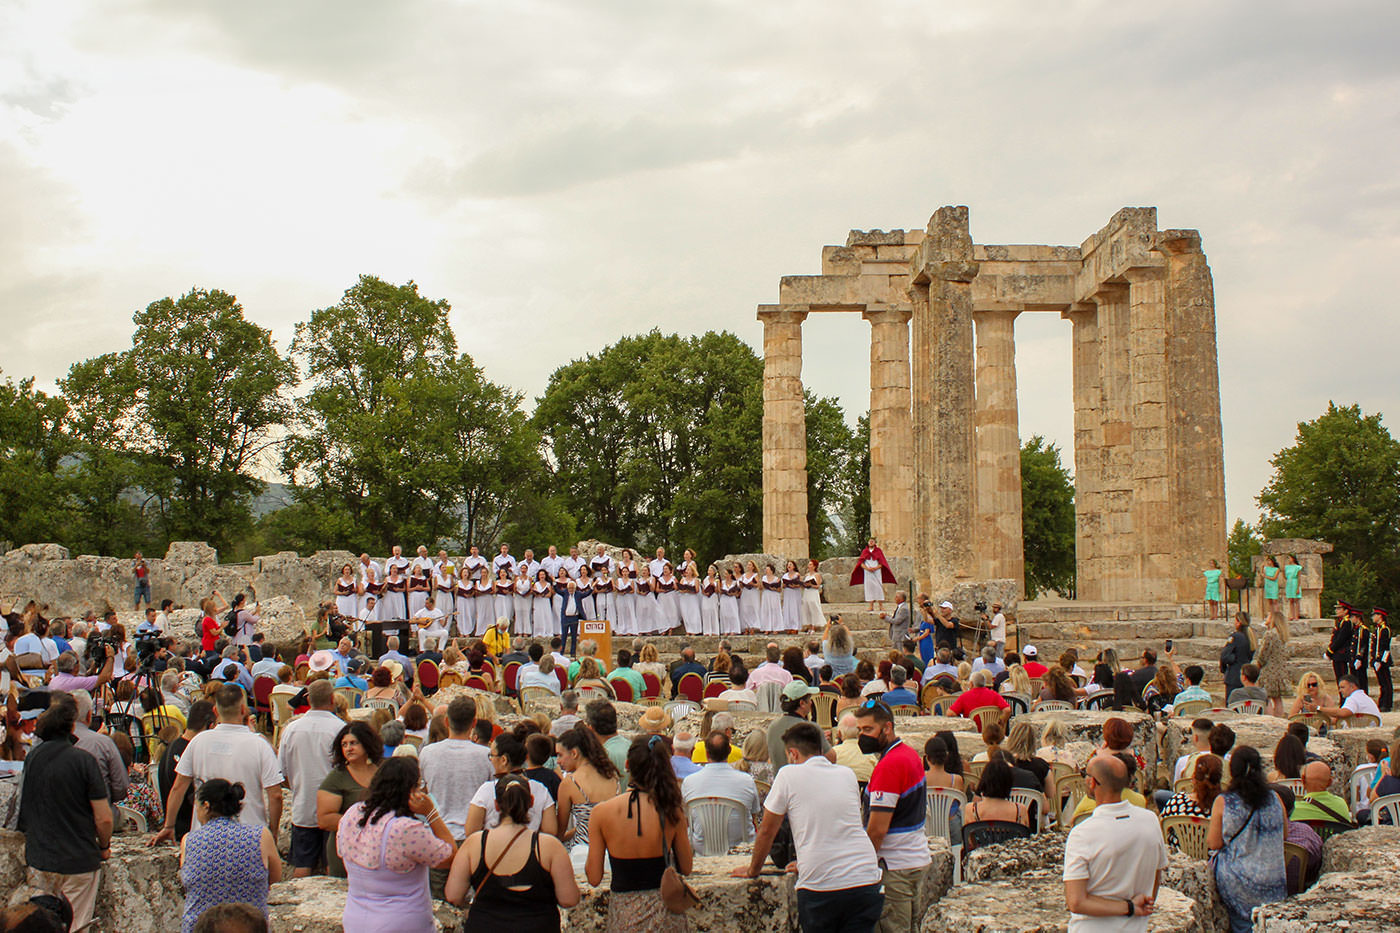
[850,546,896,586]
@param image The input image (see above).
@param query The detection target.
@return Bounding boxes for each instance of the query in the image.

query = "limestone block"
[922,870,1196,932]
[165,541,219,566]
[0,829,24,899]
[258,595,311,657]
[268,876,465,931]
[927,579,1020,623]
[2,543,70,562]
[94,836,184,933]
[962,831,1065,882]
[1019,710,1156,791]
[1320,824,1400,874]
[1262,539,1333,557]
[1252,869,1398,931]
[817,556,917,603]
[1162,850,1228,932]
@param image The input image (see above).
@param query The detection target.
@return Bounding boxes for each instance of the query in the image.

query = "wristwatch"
[1125,899,1135,917]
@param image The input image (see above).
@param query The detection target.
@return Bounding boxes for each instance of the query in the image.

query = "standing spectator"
[1208,746,1287,932]
[338,757,457,933]
[316,721,383,877]
[179,779,280,933]
[555,725,621,851]
[1257,611,1291,717]
[587,700,631,788]
[158,700,216,841]
[70,690,130,814]
[151,685,284,845]
[822,618,858,677]
[585,736,694,933]
[681,731,761,850]
[882,592,910,648]
[1062,754,1167,929]
[133,551,152,609]
[419,697,494,843]
[464,733,558,836]
[277,680,342,877]
[734,722,883,930]
[854,700,929,932]
[1219,612,1256,698]
[17,695,113,932]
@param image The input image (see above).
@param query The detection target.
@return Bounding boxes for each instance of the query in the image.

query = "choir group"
[330,542,829,648]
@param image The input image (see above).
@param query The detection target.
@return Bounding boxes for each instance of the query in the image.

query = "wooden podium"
[581,619,611,665]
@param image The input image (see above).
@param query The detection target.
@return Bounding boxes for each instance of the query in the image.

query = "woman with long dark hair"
[585,735,693,932]
[317,720,384,877]
[446,774,581,931]
[1208,746,1287,932]
[179,779,280,933]
[555,725,621,850]
[338,757,456,933]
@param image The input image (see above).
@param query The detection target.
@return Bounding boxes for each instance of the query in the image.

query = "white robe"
[862,559,885,602]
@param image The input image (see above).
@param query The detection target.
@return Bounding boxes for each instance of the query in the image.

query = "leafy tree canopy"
[1020,435,1075,598]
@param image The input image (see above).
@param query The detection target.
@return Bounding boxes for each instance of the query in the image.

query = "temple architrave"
[758,206,1226,604]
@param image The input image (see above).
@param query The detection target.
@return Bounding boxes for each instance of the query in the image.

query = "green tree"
[838,413,872,555]
[283,275,551,552]
[1258,402,1400,608]
[1226,518,1262,579]
[804,395,857,559]
[0,370,70,546]
[1020,435,1076,598]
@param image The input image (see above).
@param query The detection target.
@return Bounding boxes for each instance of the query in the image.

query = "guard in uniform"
[1350,604,1371,695]
[1326,601,1354,688]
[1372,607,1392,712]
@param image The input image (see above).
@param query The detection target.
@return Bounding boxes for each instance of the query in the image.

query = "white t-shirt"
[176,723,285,829]
[1062,800,1167,932]
[14,634,58,674]
[469,777,552,832]
[276,710,343,827]
[519,670,561,694]
[990,612,1007,642]
[413,607,446,634]
[1343,689,1382,719]
[763,755,881,892]
[419,738,495,841]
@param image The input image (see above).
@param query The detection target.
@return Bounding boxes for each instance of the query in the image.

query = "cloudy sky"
[3,0,1397,525]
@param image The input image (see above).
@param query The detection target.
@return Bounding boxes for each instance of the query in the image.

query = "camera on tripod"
[973,600,988,614]
[133,631,163,663]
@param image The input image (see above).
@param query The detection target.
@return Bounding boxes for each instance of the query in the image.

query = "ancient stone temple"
[757,206,1227,604]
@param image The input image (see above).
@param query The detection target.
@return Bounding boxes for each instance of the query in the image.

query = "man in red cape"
[851,538,897,611]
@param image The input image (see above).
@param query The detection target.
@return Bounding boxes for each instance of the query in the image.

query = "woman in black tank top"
[447,775,579,931]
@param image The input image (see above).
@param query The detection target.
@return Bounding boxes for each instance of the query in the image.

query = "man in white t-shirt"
[733,721,883,930]
[1063,753,1166,930]
[418,697,495,842]
[276,680,342,876]
[989,601,1007,658]
[463,733,557,836]
[151,684,284,843]
[1318,673,1381,724]
[413,596,448,653]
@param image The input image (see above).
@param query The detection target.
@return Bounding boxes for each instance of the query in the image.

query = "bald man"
[1290,761,1350,825]
[1063,753,1167,929]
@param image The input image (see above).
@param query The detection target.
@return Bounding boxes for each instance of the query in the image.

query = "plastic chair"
[924,787,965,883]
[1172,698,1211,718]
[1229,699,1265,715]
[271,693,294,748]
[115,804,147,834]
[813,693,837,730]
[967,705,1005,731]
[1277,777,1305,795]
[755,681,784,713]
[676,672,704,704]
[890,704,921,718]
[610,678,635,703]
[665,700,699,720]
[1003,693,1031,717]
[961,819,1031,854]
[364,697,399,712]
[1161,814,1209,859]
[1008,788,1048,833]
[962,761,985,794]
[1300,819,1352,841]
[1370,793,1400,825]
[1289,712,1325,730]
[1173,776,1195,794]
[1350,763,1379,817]
[728,699,757,711]
[685,796,751,856]
[1079,689,1114,711]
[1031,699,1073,712]
[520,686,558,709]
[1283,840,1310,895]
[334,686,364,710]
[416,659,440,694]
[1345,713,1383,728]
[1056,774,1089,822]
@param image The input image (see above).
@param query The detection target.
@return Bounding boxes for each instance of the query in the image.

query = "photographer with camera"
[49,645,116,694]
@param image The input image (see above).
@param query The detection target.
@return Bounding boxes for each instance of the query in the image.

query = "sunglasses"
[1306,682,1320,688]
[860,698,892,714]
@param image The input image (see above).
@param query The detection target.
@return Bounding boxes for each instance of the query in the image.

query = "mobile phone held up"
[1165,639,1173,653]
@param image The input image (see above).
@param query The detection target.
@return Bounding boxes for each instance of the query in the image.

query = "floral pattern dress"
[1213,792,1286,932]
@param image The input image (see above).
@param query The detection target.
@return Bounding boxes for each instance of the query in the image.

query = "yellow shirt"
[832,740,877,783]
[484,627,510,657]
[1071,788,1148,822]
[692,743,744,764]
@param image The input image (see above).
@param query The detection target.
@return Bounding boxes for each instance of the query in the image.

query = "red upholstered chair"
[677,672,704,703]
[463,675,490,691]
[611,678,635,702]
[641,672,662,700]
[703,681,727,700]
[252,676,276,732]
[555,667,568,691]
[502,662,521,696]
[417,659,440,694]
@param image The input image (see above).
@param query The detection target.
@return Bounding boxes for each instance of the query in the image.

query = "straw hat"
[637,706,673,734]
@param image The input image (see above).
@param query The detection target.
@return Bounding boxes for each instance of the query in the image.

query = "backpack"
[224,609,240,638]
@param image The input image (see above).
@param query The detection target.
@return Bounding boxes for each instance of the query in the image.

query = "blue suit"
[559,587,590,656]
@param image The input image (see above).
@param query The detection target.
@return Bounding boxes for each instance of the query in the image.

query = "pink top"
[337,803,452,872]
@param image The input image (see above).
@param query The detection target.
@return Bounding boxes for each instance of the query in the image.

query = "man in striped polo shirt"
[854,699,930,932]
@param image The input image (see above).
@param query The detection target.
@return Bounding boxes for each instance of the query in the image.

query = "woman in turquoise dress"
[1203,559,1225,619]
[179,779,280,933]
[1208,746,1286,932]
[1259,556,1282,616]
[1281,555,1303,621]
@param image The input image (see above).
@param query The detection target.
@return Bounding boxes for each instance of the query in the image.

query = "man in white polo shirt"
[275,680,343,877]
[1063,753,1166,930]
[150,684,284,845]
[734,721,883,931]
[1316,673,1381,725]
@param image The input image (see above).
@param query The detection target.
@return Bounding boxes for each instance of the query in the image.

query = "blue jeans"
[561,615,579,656]
[133,579,151,608]
[796,882,884,933]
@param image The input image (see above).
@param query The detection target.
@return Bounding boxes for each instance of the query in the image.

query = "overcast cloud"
[2,0,1398,525]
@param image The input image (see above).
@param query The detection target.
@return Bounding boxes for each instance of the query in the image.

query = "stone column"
[1157,230,1227,602]
[1125,266,1174,602]
[758,305,810,561]
[973,309,1024,594]
[864,307,915,559]
[910,206,979,593]
[1093,282,1136,602]
[1062,305,1103,601]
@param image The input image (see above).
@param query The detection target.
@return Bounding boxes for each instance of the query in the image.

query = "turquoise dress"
[1262,566,1280,600]
[1213,792,1286,932]
[1283,564,1302,599]
[180,817,269,933]
[1203,568,1224,602]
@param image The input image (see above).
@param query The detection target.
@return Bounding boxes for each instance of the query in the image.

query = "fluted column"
[1063,304,1103,601]
[974,309,1024,593]
[864,307,914,558]
[758,305,809,561]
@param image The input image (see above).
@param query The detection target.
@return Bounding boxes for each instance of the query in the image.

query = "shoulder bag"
[659,806,701,914]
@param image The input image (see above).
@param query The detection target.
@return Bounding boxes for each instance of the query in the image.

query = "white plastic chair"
[923,786,965,884]
[755,681,784,713]
[1351,763,1379,817]
[1228,699,1265,715]
[363,697,400,712]
[1008,787,1048,834]
[665,700,699,721]
[1370,792,1400,826]
[115,803,147,834]
[685,796,751,856]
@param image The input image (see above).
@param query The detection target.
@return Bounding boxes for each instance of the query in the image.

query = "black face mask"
[857,733,887,756]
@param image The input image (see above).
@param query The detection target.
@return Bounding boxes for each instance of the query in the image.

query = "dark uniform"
[1326,602,1354,688]
[1350,608,1371,694]
[1372,608,1392,712]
